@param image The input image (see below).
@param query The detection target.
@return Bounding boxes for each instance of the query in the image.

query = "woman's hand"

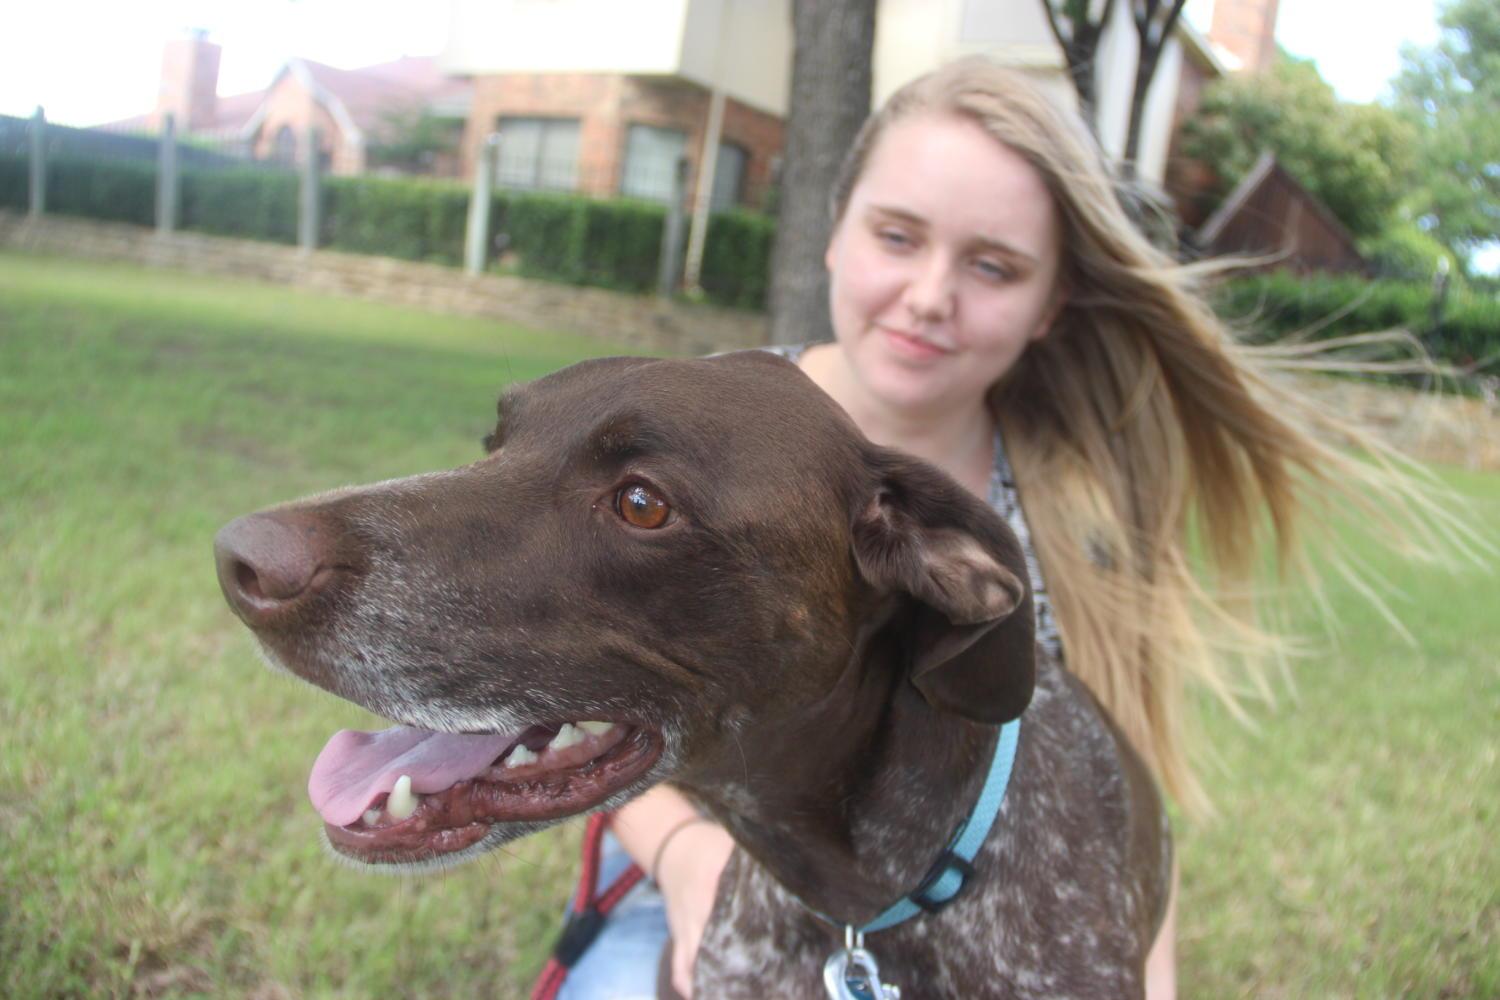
[610,786,734,998]
[654,820,735,998]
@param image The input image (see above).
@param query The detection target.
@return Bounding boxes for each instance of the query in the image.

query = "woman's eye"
[973,257,1014,282]
[877,228,913,249]
[617,483,671,529]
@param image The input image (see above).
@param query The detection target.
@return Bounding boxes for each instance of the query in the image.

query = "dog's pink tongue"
[309,726,520,827]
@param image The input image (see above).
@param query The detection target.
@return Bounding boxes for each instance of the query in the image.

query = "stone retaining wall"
[0,210,769,357]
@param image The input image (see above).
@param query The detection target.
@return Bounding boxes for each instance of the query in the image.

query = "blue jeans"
[556,832,671,1000]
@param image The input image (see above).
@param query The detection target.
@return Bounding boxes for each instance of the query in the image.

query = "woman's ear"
[851,451,1036,724]
[1028,282,1068,344]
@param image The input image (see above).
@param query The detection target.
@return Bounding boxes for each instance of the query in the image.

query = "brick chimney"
[1208,0,1281,74]
[155,29,221,131]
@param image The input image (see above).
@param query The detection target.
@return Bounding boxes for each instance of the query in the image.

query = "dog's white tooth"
[363,808,382,826]
[506,744,539,768]
[387,774,419,820]
[550,723,584,750]
[578,721,614,736]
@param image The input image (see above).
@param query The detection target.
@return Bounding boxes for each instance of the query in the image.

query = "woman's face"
[825,112,1065,416]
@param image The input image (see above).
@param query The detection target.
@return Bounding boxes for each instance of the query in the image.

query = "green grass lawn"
[2,251,1495,998]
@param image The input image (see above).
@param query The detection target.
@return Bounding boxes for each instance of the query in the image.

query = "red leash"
[531,812,646,1000]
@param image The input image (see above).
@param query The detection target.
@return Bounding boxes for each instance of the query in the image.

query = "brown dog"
[215,350,1170,998]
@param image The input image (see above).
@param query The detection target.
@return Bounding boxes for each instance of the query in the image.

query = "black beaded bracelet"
[649,816,717,885]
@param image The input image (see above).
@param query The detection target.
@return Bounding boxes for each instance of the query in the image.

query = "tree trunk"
[1120,61,1154,178]
[768,0,876,346]
[1121,0,1188,178]
[1040,0,1118,134]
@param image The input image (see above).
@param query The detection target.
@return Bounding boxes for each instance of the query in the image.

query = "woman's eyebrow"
[867,203,925,226]
[866,203,1038,265]
[971,235,1038,266]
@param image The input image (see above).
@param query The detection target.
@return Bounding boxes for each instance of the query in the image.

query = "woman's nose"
[902,252,956,322]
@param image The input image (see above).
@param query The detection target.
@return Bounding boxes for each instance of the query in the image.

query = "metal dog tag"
[823,945,901,1000]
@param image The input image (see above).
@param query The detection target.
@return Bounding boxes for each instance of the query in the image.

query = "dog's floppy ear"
[852,450,1036,724]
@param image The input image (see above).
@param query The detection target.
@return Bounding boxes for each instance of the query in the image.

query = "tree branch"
[1042,0,1073,50]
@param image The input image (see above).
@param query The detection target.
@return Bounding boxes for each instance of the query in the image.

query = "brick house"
[444,1,794,215]
[461,72,784,213]
[439,0,1269,217]
[105,31,473,177]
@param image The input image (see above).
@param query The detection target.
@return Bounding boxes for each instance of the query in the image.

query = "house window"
[272,125,297,166]
[495,117,580,191]
[621,124,688,203]
[710,141,748,212]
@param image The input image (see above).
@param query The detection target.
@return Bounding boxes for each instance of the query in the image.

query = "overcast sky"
[0,0,1448,127]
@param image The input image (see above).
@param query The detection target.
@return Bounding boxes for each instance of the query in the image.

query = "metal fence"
[5,108,351,255]
[3,110,727,299]
[0,112,268,169]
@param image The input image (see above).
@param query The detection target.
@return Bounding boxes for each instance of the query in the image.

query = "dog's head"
[214,351,1034,870]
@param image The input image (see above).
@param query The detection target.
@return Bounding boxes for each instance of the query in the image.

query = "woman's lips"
[880,325,952,360]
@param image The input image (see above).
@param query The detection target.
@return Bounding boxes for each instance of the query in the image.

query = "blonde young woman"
[561,57,1444,999]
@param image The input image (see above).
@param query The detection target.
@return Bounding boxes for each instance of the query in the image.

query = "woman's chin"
[864,366,973,413]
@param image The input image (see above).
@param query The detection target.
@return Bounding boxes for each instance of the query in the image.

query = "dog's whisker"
[731,729,750,788]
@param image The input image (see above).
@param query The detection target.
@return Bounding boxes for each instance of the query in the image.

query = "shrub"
[700,210,775,311]
[1361,222,1455,282]
[180,168,300,245]
[323,175,473,265]
[577,197,665,293]
[502,192,589,285]
[500,193,668,294]
[30,157,157,226]
[0,151,781,313]
[1216,271,1500,372]
[0,154,25,209]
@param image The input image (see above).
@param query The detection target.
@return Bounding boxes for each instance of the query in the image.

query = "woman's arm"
[1144,859,1178,999]
[612,785,735,998]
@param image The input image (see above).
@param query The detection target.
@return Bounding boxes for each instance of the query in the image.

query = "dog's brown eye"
[617,483,670,529]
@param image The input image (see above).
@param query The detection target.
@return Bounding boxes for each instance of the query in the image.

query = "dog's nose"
[214,512,338,626]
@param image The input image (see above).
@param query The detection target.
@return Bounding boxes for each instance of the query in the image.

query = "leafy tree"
[1179,55,1415,241]
[366,107,464,175]
[1391,0,1500,271]
[1361,222,1452,281]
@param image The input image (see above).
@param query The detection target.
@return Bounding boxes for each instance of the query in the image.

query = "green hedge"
[577,197,667,292]
[0,152,776,311]
[1217,271,1500,371]
[10,152,1496,347]
[499,192,772,308]
[501,194,664,294]
[181,168,299,245]
[0,156,157,226]
[0,155,24,210]
[504,192,597,286]
[323,175,473,265]
[701,210,775,310]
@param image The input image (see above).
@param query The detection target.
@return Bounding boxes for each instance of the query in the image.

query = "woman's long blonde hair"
[833,58,1466,814]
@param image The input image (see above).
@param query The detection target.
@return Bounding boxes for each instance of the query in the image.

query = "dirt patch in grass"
[178,423,293,469]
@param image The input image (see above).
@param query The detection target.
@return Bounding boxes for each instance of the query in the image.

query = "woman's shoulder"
[757,343,812,365]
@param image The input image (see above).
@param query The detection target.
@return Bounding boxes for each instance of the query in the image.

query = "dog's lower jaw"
[321,731,681,872]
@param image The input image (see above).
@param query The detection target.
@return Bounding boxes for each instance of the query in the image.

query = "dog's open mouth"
[308,720,661,864]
